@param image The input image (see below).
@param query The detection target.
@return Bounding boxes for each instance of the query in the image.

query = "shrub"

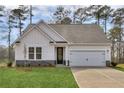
[111,62,118,67]
[28,64,30,67]
[16,64,20,67]
[7,62,12,67]
[48,63,54,67]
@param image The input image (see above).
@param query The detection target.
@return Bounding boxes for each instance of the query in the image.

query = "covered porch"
[52,42,69,66]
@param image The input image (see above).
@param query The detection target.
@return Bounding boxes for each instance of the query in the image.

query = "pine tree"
[11,5,29,36]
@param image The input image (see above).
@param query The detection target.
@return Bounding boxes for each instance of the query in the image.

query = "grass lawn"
[114,64,124,72]
[0,59,8,67]
[0,67,78,88]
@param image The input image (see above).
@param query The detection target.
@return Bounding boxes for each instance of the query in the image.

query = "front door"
[57,47,63,64]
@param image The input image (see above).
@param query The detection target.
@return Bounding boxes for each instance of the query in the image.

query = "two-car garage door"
[70,50,106,67]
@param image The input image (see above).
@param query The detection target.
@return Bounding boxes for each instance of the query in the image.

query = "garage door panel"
[70,51,85,66]
[70,50,105,67]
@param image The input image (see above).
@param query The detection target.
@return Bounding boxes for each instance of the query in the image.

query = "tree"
[73,7,90,24]
[53,6,71,24]
[0,6,6,43]
[0,45,8,60]
[11,5,29,36]
[7,14,16,62]
[61,17,72,24]
[29,5,32,24]
[112,8,124,27]
[108,27,121,63]
[28,5,40,24]
[112,8,124,41]
[100,5,113,34]
[111,8,124,62]
[0,5,5,31]
[73,11,76,24]
[88,5,104,25]
[1,8,17,63]
[0,6,4,22]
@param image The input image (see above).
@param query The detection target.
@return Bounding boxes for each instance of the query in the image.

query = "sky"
[0,5,124,46]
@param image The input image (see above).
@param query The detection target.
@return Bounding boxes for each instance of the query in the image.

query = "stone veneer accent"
[16,60,56,67]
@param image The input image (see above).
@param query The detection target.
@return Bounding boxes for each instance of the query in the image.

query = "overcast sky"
[0,5,124,46]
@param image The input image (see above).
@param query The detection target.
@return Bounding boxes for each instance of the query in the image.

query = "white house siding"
[15,28,55,61]
[65,45,111,66]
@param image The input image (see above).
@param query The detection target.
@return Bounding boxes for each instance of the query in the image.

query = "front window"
[36,47,42,59]
[29,47,34,59]
[28,47,42,60]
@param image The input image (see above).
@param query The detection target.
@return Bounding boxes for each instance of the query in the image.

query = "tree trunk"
[30,5,32,24]
[111,41,115,62]
[8,24,11,63]
[118,24,122,63]
[123,48,124,63]
[73,14,76,24]
[97,13,100,25]
[19,16,21,36]
[117,43,121,63]
[104,16,107,35]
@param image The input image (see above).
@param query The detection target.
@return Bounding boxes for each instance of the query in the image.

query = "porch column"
[65,46,69,66]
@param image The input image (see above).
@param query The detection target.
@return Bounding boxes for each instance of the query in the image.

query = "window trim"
[28,47,42,60]
[28,47,35,59]
[36,47,42,60]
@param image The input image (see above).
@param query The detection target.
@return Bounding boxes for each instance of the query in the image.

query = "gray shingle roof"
[49,24,110,43]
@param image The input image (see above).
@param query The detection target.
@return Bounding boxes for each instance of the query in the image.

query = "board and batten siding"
[68,45,111,61]
[15,28,55,61]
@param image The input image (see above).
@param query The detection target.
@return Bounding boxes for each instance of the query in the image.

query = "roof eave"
[68,43,111,46]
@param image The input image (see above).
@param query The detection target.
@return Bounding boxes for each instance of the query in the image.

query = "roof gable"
[12,21,67,45]
[13,21,111,46]
[37,21,67,42]
[12,23,55,45]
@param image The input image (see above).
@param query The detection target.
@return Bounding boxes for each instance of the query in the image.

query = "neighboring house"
[13,20,111,67]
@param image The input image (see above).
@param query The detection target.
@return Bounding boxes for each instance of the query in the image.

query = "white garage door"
[70,50,106,67]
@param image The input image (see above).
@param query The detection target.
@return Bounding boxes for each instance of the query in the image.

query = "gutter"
[68,43,112,46]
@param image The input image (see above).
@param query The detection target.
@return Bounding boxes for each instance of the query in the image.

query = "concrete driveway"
[71,67,124,88]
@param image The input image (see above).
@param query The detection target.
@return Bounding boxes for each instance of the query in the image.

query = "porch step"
[56,64,66,67]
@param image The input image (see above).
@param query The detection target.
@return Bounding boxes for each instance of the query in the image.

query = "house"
[13,20,111,67]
